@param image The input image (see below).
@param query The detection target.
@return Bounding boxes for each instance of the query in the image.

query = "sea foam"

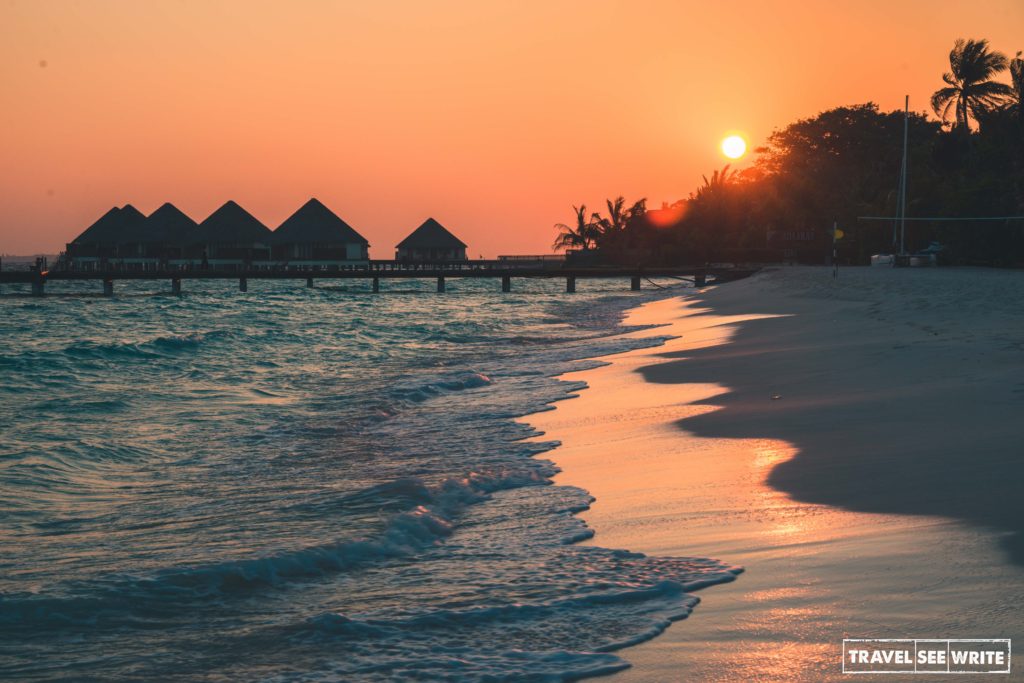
[0,277,733,681]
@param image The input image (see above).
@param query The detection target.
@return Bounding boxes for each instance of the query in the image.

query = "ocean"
[0,277,739,681]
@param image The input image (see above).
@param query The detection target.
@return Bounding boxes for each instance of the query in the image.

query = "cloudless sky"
[2,0,1022,256]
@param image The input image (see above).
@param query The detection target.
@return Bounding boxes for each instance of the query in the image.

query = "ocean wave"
[155,505,455,593]
[0,467,553,629]
[291,557,741,680]
[0,279,733,681]
[388,371,493,403]
[0,507,452,630]
[29,397,130,415]
[0,329,251,388]
[37,330,234,362]
[307,580,697,637]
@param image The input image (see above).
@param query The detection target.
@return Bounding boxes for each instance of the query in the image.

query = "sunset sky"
[2,0,1022,257]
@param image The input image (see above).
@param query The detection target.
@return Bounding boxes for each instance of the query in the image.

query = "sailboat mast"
[899,95,909,255]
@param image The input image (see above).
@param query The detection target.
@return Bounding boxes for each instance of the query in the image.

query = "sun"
[721,135,747,160]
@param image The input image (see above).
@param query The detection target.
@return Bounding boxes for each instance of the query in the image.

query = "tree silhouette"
[1010,51,1024,120]
[694,165,737,202]
[593,197,628,237]
[552,204,598,251]
[551,39,1024,267]
[931,38,1014,132]
[589,197,647,254]
[592,197,646,241]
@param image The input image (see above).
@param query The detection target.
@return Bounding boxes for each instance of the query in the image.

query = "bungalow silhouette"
[111,208,152,264]
[66,204,146,264]
[65,203,470,268]
[199,201,274,265]
[144,203,201,262]
[272,198,369,264]
[396,218,467,261]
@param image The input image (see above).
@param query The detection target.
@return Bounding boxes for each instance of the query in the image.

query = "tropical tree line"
[555,39,1024,266]
[552,197,648,253]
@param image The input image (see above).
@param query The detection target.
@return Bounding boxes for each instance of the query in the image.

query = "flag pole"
[832,219,838,279]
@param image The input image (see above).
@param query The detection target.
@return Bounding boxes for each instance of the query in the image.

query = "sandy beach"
[527,266,1024,681]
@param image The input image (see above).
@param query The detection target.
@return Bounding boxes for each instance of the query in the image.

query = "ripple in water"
[0,277,739,681]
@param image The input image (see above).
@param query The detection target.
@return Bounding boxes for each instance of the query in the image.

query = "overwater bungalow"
[112,208,154,265]
[272,198,369,266]
[63,204,474,270]
[66,204,147,267]
[396,218,467,261]
[143,203,201,262]
[199,201,274,266]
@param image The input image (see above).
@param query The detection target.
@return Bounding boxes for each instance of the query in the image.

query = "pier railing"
[0,260,759,295]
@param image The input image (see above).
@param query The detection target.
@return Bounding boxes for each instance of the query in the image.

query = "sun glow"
[721,135,747,160]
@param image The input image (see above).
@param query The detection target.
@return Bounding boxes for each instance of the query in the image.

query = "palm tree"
[1010,51,1024,120]
[693,165,737,202]
[592,196,647,239]
[552,204,598,251]
[626,198,647,225]
[594,196,628,237]
[931,38,1014,132]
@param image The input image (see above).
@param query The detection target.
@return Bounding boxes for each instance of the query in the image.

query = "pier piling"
[0,264,754,299]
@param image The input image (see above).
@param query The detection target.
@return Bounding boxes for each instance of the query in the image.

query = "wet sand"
[526,267,1024,681]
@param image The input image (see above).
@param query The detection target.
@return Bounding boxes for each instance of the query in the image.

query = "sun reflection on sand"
[752,442,792,471]
[524,291,1024,682]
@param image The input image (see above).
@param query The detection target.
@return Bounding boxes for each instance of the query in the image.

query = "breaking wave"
[0,277,734,681]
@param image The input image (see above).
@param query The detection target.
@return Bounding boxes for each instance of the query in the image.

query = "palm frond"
[935,38,1013,130]
[1011,52,1024,98]
[931,86,959,120]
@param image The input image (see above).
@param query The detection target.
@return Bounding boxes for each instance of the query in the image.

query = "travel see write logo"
[843,639,1011,674]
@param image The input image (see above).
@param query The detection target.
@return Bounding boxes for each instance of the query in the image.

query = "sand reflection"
[525,291,1024,682]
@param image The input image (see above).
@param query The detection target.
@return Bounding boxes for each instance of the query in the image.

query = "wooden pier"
[0,260,758,296]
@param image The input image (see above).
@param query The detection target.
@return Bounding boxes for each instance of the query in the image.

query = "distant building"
[112,208,154,264]
[766,226,827,264]
[199,201,274,265]
[143,203,201,262]
[396,218,467,261]
[65,202,474,269]
[272,198,369,264]
[66,204,146,266]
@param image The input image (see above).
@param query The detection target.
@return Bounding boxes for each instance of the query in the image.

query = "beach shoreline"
[525,266,1024,681]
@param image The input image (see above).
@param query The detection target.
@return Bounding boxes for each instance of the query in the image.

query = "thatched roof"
[397,218,467,249]
[145,203,199,244]
[273,198,368,245]
[199,201,273,243]
[72,204,146,244]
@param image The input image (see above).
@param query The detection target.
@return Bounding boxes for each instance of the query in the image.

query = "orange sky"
[2,0,1022,257]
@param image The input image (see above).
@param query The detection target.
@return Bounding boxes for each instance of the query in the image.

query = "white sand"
[525,266,1024,681]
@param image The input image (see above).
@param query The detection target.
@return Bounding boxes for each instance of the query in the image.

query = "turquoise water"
[0,277,739,681]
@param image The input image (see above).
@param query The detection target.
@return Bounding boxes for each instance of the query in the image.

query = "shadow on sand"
[636,287,1024,566]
